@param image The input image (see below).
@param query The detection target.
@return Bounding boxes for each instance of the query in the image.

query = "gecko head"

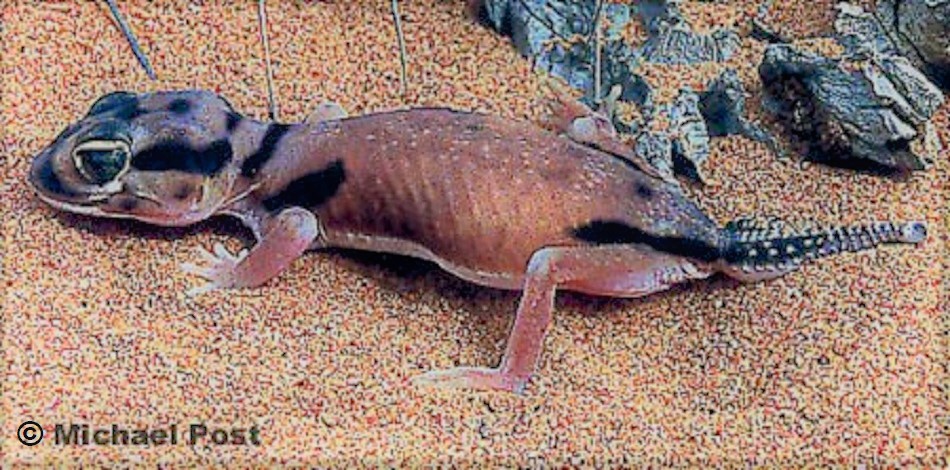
[29,90,246,226]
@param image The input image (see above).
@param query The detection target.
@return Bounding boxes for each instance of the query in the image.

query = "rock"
[759,44,942,172]
[876,0,950,89]
[478,0,740,111]
[836,0,950,90]
[635,132,676,182]
[637,0,740,65]
[699,69,782,156]
[666,89,711,182]
[479,0,651,107]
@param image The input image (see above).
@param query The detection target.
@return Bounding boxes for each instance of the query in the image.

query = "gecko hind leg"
[412,246,710,394]
[304,102,347,124]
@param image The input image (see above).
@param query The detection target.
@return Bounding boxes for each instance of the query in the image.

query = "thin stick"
[517,0,572,43]
[104,0,156,80]
[592,0,603,104]
[258,0,278,121]
[391,0,408,98]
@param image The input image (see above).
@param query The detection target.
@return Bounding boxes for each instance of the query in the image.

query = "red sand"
[2,1,946,466]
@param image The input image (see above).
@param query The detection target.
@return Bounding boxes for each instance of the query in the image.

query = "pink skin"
[28,90,929,394]
[413,245,709,393]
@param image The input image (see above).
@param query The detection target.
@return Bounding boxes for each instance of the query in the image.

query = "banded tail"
[718,217,927,281]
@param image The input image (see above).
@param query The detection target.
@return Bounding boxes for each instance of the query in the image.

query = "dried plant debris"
[760,44,944,172]
[636,0,740,65]
[543,83,674,183]
[634,130,677,182]
[666,88,711,182]
[700,69,784,156]
[545,81,716,185]
[479,0,651,107]
[479,0,746,183]
[478,0,741,109]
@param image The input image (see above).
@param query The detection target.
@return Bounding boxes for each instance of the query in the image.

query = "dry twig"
[591,0,603,104]
[391,0,409,98]
[258,0,278,121]
[104,0,156,80]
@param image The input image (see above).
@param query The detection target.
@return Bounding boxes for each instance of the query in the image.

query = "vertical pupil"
[79,149,126,183]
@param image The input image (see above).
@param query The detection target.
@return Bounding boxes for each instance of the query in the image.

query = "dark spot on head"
[87,91,144,121]
[262,160,347,212]
[464,122,484,133]
[634,182,654,199]
[241,123,292,178]
[167,99,191,115]
[572,220,720,261]
[226,111,243,132]
[131,139,233,175]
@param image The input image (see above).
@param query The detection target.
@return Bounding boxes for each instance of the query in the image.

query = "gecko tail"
[717,217,927,282]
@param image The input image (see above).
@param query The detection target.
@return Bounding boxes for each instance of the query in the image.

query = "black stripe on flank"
[131,139,233,175]
[572,220,721,262]
[241,123,291,178]
[262,160,346,212]
[225,111,243,132]
[167,98,191,115]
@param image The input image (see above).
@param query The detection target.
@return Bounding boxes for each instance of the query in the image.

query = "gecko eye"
[72,140,131,185]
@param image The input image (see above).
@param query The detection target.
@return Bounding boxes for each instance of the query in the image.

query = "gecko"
[28,90,927,394]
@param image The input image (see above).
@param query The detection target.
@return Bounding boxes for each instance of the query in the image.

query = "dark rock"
[480,0,651,108]
[635,131,676,182]
[479,0,740,112]
[700,69,783,156]
[759,44,943,171]
[836,1,950,90]
[666,89,711,182]
[875,0,950,89]
[636,1,740,65]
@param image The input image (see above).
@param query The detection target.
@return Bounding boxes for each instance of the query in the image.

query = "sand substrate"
[2,1,946,466]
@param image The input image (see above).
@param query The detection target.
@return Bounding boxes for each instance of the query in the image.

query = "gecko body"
[29,90,926,393]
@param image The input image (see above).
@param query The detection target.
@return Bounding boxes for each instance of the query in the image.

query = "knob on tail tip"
[899,221,927,244]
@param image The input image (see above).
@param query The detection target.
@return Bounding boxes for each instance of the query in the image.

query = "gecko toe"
[213,242,239,262]
[179,262,215,278]
[411,366,526,394]
[185,282,222,297]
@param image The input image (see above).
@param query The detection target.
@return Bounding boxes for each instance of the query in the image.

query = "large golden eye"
[72,140,131,185]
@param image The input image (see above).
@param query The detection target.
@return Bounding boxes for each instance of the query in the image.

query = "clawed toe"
[180,244,247,295]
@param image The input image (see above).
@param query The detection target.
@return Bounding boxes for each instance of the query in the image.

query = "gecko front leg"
[181,206,320,295]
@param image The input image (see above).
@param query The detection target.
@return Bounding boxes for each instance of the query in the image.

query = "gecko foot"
[180,243,249,296]
[411,366,527,394]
